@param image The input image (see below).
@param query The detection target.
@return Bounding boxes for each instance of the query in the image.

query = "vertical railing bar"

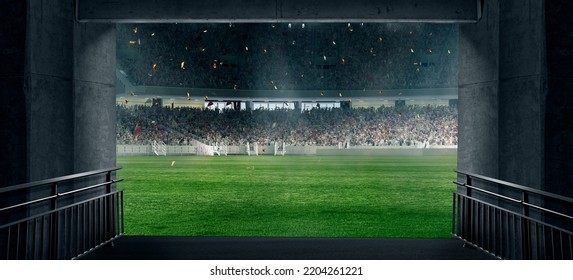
[480,202,484,247]
[498,209,503,259]
[16,223,21,260]
[83,203,87,254]
[569,233,572,260]
[559,230,564,260]
[121,191,125,234]
[6,226,11,259]
[76,205,80,257]
[514,214,518,259]
[551,228,555,260]
[31,218,36,260]
[452,193,456,235]
[492,207,496,256]
[25,220,30,260]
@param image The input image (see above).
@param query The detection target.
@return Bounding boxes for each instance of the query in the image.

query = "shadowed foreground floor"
[78,236,497,260]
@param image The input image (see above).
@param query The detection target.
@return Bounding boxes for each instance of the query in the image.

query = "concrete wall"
[1,0,118,257]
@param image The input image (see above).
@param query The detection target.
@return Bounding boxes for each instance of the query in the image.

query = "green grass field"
[117,155,457,238]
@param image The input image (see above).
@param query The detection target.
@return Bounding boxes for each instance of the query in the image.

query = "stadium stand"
[116,104,457,148]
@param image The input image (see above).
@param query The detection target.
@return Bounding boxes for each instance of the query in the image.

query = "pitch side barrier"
[0,167,124,260]
[117,144,457,156]
[453,171,573,260]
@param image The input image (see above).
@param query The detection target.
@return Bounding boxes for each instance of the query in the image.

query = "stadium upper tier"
[116,23,458,91]
[116,105,457,147]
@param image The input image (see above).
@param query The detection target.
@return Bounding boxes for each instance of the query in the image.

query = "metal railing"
[0,167,124,260]
[452,170,573,259]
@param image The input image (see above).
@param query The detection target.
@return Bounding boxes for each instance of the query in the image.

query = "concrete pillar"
[458,0,500,179]
[545,1,573,198]
[0,0,27,188]
[73,23,117,173]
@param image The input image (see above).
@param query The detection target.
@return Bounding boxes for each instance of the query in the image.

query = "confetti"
[245,46,249,51]
[263,48,267,53]
[151,32,155,36]
[274,85,278,90]
[171,161,176,166]
[410,48,414,53]
[339,93,342,97]
[320,91,324,96]
[212,63,217,69]
[428,48,433,54]
[292,40,296,45]
[203,29,208,33]
[204,96,209,100]
[288,23,291,28]
[448,49,451,54]
[180,61,185,70]
[323,55,327,61]
[332,40,336,46]
[340,58,345,64]
[152,63,157,72]
[128,40,136,45]
[133,27,138,33]
[200,47,206,52]
[302,23,305,28]
[233,84,238,90]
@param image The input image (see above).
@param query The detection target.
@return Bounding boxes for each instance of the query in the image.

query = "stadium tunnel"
[1,0,572,260]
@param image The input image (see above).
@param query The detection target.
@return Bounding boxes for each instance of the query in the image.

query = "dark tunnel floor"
[78,236,498,260]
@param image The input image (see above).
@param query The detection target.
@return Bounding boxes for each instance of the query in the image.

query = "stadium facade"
[1,0,572,259]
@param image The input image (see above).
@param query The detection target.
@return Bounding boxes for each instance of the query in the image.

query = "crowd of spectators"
[116,104,457,147]
[117,23,458,91]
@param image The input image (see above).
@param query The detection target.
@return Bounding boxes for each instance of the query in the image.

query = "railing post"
[50,183,58,260]
[522,191,530,259]
[465,175,472,241]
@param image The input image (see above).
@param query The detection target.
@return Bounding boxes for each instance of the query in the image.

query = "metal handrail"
[455,170,573,221]
[0,166,122,194]
[0,179,124,213]
[455,192,573,236]
[455,170,573,204]
[0,190,124,230]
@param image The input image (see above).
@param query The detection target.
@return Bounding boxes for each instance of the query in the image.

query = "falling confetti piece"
[263,48,267,53]
[203,29,208,33]
[339,93,342,97]
[204,96,209,100]
[152,63,157,72]
[323,55,327,61]
[151,32,155,36]
[245,46,249,51]
[288,23,291,28]
[332,41,336,46]
[428,48,433,53]
[233,84,237,90]
[448,50,451,54]
[133,27,138,33]
[137,38,141,45]
[180,61,185,70]
[410,48,414,53]
[171,161,176,166]
[200,47,206,52]
[320,91,324,96]
[340,58,345,64]
[128,40,136,45]
[302,23,305,28]
[274,85,278,90]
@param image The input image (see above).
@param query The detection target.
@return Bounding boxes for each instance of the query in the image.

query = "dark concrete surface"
[79,236,498,260]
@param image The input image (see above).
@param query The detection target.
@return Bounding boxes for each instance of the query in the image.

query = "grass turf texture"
[117,155,456,238]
